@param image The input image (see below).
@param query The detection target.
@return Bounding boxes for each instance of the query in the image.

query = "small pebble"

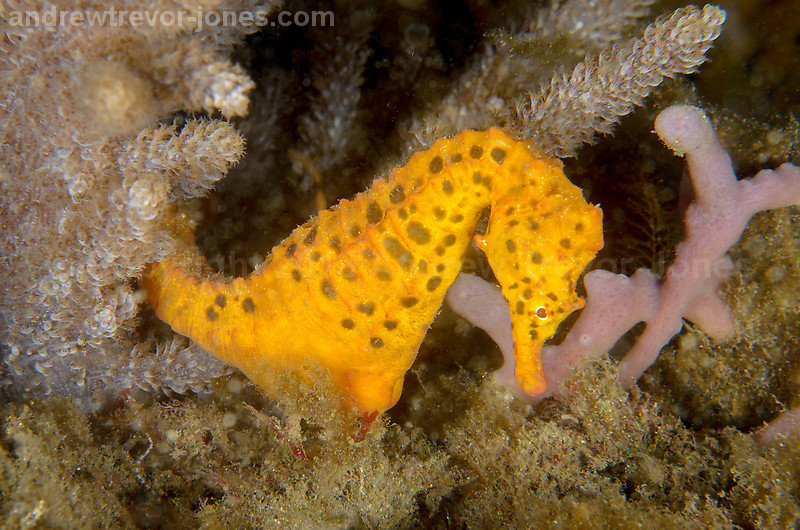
[764,264,785,283]
[226,377,245,393]
[679,333,698,351]
[222,413,237,428]
[165,429,178,443]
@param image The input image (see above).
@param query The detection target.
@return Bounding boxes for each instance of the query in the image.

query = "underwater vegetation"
[1,0,800,527]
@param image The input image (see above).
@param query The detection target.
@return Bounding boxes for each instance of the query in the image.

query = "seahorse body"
[144,128,603,413]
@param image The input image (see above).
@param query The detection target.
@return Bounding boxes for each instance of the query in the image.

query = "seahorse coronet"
[143,127,603,413]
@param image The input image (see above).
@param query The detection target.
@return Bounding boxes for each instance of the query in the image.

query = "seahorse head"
[477,180,603,395]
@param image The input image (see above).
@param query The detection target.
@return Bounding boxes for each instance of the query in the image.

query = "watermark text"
[4,6,334,31]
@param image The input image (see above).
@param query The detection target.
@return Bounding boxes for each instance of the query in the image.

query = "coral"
[512,5,726,157]
[406,0,658,144]
[406,4,725,157]
[524,0,657,50]
[660,204,800,437]
[0,0,277,404]
[294,3,374,195]
[618,105,800,379]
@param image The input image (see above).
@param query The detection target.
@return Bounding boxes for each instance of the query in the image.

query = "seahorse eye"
[535,306,549,320]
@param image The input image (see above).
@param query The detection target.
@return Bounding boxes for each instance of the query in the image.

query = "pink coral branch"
[447,105,800,434]
[447,274,518,393]
[619,106,800,387]
[755,405,800,445]
[542,269,660,397]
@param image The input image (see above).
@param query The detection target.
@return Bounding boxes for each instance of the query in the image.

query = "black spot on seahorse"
[242,298,256,312]
[429,156,444,173]
[304,227,318,245]
[523,288,532,300]
[442,180,454,196]
[341,266,357,281]
[357,302,375,316]
[214,295,226,308]
[401,297,419,307]
[321,279,336,299]
[389,185,405,204]
[426,276,442,291]
[491,147,506,163]
[406,221,431,245]
[367,201,383,224]
[383,237,413,269]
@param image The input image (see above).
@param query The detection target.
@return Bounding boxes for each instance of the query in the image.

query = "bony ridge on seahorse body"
[144,128,603,416]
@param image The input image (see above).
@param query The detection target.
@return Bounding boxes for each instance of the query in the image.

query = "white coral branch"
[514,4,726,157]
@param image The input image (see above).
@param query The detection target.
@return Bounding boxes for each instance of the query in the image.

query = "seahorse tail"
[142,206,219,341]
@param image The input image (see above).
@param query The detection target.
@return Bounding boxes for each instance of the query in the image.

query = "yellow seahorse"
[144,128,603,415]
